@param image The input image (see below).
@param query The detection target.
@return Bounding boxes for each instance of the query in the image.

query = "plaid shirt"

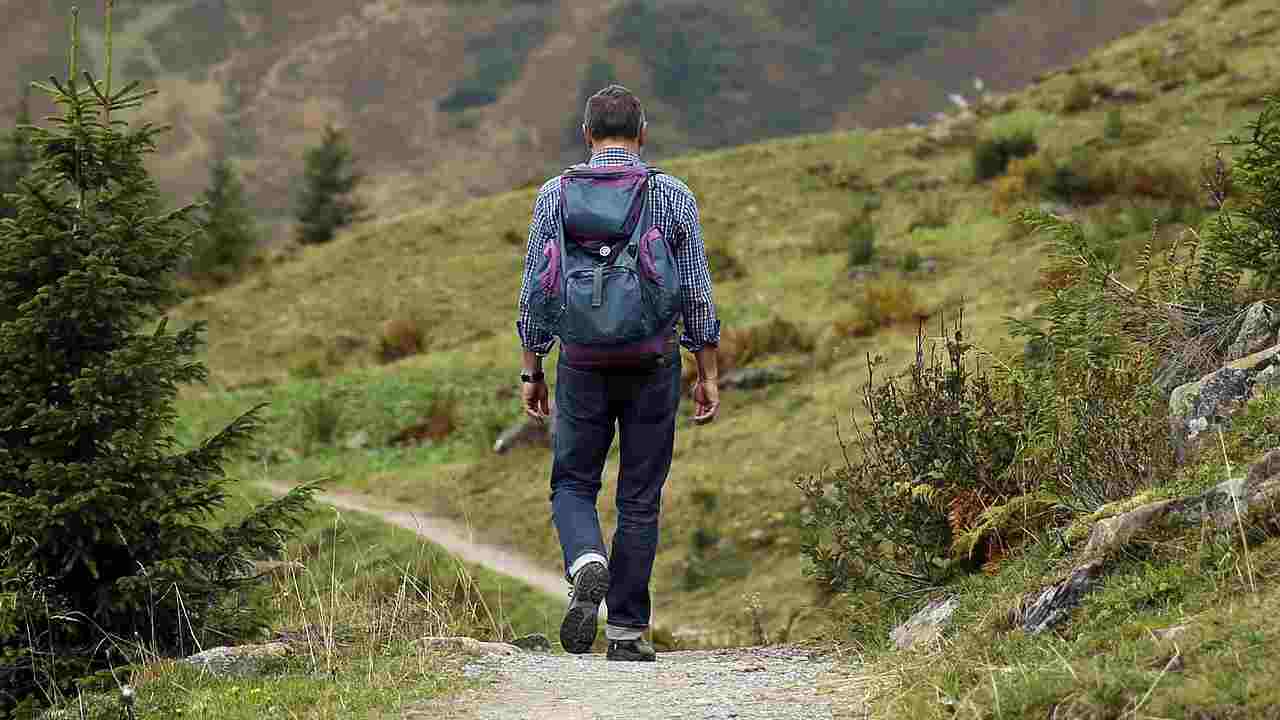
[517,147,721,354]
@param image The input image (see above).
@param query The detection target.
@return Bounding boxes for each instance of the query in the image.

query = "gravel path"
[411,646,842,720]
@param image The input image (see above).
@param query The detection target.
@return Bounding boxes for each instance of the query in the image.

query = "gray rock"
[1022,560,1104,635]
[720,367,791,391]
[1153,625,1189,642]
[420,636,522,657]
[343,429,371,450]
[1169,367,1253,449]
[1254,364,1280,397]
[184,642,291,677]
[890,596,958,650]
[510,633,552,653]
[494,402,556,454]
[1083,463,1280,558]
[1227,302,1278,361]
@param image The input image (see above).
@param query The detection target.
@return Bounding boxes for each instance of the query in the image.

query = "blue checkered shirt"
[517,148,721,355]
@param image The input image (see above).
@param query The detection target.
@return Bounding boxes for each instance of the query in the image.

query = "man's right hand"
[692,378,720,425]
[523,380,551,422]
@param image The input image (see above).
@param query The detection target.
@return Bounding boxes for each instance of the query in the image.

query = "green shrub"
[846,217,877,266]
[300,392,346,452]
[797,322,1021,594]
[1104,109,1126,141]
[902,249,923,273]
[973,130,1039,181]
[1216,96,1280,289]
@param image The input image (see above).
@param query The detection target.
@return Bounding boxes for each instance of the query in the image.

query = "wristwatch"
[520,371,545,384]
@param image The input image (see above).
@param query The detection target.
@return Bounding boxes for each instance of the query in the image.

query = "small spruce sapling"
[296,124,366,245]
[190,156,258,282]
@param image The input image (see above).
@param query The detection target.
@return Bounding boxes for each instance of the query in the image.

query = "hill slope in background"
[171,0,1280,639]
[1,0,1172,221]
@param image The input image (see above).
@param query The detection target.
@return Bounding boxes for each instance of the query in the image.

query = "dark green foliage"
[1217,96,1280,289]
[797,322,1020,595]
[1104,108,1126,141]
[846,217,877,267]
[296,125,365,245]
[0,93,34,220]
[0,12,314,713]
[972,130,1038,181]
[190,157,257,283]
[437,9,549,113]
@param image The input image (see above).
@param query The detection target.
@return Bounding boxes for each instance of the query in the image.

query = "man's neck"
[590,141,641,156]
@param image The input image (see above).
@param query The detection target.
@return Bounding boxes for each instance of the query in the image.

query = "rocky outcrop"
[890,596,958,650]
[1168,343,1280,454]
[1083,451,1280,558]
[1227,302,1278,361]
[184,643,291,677]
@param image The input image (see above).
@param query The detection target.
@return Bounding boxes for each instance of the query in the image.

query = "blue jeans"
[550,352,682,631]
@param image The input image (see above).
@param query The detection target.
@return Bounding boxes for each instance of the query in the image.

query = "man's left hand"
[523,380,551,423]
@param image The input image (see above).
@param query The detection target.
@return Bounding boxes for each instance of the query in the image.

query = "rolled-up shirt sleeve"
[673,191,721,352]
[517,185,558,355]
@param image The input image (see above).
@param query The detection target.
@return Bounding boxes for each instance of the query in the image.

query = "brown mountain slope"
[2,0,1174,223]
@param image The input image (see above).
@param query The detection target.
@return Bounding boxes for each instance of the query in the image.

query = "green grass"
[168,0,1280,644]
[40,485,562,719]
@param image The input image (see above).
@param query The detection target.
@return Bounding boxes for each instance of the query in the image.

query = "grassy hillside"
[172,0,1279,646]
[1,0,1170,221]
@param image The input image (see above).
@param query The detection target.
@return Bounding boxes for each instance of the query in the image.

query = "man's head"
[582,84,646,153]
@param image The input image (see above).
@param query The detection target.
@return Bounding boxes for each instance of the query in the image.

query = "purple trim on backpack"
[540,241,561,296]
[638,227,662,284]
[561,332,671,370]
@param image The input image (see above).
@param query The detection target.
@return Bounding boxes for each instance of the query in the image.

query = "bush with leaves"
[972,129,1038,182]
[296,124,366,245]
[0,10,314,714]
[797,320,1021,596]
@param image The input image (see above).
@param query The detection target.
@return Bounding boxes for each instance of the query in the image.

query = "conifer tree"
[0,7,314,711]
[0,90,33,220]
[295,124,365,245]
[191,155,257,281]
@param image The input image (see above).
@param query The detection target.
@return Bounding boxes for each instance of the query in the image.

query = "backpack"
[529,164,682,369]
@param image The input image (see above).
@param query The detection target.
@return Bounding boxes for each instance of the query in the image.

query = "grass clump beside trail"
[170,0,1280,641]
[41,494,563,719]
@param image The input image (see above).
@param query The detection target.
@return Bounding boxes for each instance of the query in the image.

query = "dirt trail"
[410,646,854,720]
[263,482,567,599]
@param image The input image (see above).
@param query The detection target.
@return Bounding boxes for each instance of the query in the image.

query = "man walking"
[516,85,721,662]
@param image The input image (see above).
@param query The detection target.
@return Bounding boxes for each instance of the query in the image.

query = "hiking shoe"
[559,562,609,654]
[606,638,656,662]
